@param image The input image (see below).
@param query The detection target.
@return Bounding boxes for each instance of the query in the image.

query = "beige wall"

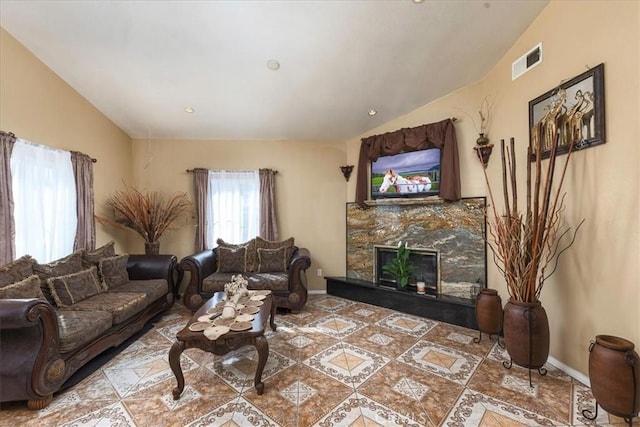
[348,0,640,376]
[130,138,347,293]
[0,28,134,252]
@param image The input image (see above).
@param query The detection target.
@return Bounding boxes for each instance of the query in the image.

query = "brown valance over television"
[355,118,461,206]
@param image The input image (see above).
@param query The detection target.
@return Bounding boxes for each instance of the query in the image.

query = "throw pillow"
[0,255,36,288]
[255,236,295,264]
[216,238,257,272]
[257,247,288,273]
[46,267,102,307]
[33,250,85,281]
[0,275,44,300]
[82,241,116,268]
[99,254,129,290]
[216,246,247,273]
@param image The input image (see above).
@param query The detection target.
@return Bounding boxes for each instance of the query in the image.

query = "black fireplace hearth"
[326,276,477,329]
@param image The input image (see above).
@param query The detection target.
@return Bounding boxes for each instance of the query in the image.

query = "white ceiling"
[0,0,547,141]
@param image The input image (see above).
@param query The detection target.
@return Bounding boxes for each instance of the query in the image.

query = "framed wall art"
[528,63,605,160]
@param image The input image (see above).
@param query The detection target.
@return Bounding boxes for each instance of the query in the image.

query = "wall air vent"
[512,42,543,80]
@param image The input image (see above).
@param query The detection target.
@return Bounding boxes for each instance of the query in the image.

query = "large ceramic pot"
[503,298,549,369]
[475,288,503,335]
[588,335,640,419]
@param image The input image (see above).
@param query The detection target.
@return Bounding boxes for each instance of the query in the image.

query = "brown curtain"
[0,131,16,264]
[355,118,461,206]
[193,168,209,252]
[259,168,279,241]
[71,151,95,251]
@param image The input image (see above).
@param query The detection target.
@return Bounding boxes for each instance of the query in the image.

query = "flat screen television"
[370,147,441,199]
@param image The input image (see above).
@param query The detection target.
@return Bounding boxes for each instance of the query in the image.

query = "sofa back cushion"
[216,246,247,273]
[82,241,116,268]
[255,236,295,264]
[47,267,103,307]
[0,275,45,299]
[256,247,288,273]
[0,255,35,288]
[34,251,85,304]
[99,254,129,290]
[216,238,257,272]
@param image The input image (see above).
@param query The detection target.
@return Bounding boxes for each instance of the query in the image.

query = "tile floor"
[0,295,635,426]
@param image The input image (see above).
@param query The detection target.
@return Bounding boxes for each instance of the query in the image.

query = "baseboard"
[308,289,327,295]
[547,355,590,387]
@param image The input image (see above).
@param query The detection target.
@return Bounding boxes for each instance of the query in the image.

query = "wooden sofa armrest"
[179,249,217,311]
[0,299,63,408]
[285,247,311,311]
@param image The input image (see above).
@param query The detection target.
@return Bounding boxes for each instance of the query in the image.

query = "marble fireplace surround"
[346,197,486,299]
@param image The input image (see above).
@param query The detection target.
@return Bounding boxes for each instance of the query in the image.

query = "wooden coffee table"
[169,292,276,398]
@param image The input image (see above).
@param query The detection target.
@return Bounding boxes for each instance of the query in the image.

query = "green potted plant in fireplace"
[382,241,414,290]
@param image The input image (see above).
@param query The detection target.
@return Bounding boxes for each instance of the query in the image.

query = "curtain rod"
[7,132,97,163]
[185,168,278,173]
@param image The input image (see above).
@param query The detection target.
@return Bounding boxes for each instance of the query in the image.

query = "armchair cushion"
[255,236,295,262]
[256,247,287,273]
[216,246,247,273]
[46,267,102,307]
[99,254,129,290]
[0,255,35,287]
[0,275,44,300]
[216,238,257,272]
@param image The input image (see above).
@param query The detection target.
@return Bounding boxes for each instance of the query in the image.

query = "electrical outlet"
[316,268,323,277]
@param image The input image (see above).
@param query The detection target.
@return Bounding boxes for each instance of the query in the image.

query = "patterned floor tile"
[305,314,367,339]
[342,324,418,359]
[423,322,494,358]
[336,302,395,323]
[303,342,389,387]
[307,295,353,312]
[375,312,437,337]
[443,389,558,426]
[398,339,482,385]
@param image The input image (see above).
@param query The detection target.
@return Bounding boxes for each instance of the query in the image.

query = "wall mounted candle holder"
[340,165,354,181]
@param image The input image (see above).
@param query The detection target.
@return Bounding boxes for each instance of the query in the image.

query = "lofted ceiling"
[0,0,548,141]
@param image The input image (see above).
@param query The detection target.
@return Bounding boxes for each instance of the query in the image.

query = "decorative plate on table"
[203,325,230,340]
[250,294,267,301]
[189,321,211,332]
[229,321,252,331]
[241,306,260,315]
[197,314,216,323]
[253,290,272,296]
[236,303,246,310]
[214,317,235,327]
[234,313,254,323]
[245,300,264,307]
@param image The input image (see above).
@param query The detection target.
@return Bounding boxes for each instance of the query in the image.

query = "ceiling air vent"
[512,42,542,80]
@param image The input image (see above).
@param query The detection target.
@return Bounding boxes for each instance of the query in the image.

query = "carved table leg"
[169,340,186,400]
[253,335,269,395]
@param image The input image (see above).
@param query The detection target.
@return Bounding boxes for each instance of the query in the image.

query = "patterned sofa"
[179,237,311,312]
[0,242,177,409]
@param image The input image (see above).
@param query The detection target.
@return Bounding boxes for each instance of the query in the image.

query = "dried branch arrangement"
[97,185,191,244]
[481,135,583,303]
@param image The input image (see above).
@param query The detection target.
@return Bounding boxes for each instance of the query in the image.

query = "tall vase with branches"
[480,133,583,376]
[97,185,191,254]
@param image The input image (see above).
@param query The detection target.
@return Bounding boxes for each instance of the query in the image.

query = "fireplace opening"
[374,245,440,293]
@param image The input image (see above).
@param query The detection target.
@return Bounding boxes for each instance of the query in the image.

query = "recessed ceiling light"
[184,106,195,113]
[267,59,280,70]
[412,0,425,3]
[368,109,377,116]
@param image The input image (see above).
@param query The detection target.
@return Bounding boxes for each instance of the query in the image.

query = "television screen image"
[370,148,441,199]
